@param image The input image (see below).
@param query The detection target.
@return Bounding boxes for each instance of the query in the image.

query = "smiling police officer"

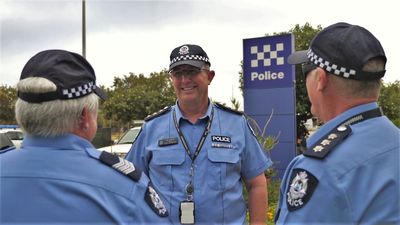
[0,49,169,224]
[125,44,272,225]
[275,22,400,224]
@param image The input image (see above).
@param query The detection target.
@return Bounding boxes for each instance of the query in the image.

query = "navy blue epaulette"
[99,151,142,182]
[214,102,243,115]
[144,106,172,122]
[303,125,352,159]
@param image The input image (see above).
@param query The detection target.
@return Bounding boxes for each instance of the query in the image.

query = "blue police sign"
[243,34,296,179]
[243,34,294,89]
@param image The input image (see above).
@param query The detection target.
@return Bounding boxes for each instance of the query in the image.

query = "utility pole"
[82,0,86,58]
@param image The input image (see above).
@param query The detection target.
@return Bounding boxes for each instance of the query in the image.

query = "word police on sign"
[251,71,285,81]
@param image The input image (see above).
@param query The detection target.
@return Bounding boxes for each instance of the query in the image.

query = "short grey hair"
[329,58,384,98]
[15,77,99,137]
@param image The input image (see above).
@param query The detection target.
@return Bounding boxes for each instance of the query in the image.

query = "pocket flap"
[207,149,240,164]
[152,148,185,165]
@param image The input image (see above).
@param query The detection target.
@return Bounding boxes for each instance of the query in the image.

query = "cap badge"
[179,45,189,55]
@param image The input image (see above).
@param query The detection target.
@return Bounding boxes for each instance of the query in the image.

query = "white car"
[0,129,23,149]
[98,127,141,157]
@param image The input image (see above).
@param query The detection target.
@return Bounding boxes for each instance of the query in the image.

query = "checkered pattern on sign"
[250,43,284,68]
[62,81,94,99]
[307,49,356,78]
[170,54,210,65]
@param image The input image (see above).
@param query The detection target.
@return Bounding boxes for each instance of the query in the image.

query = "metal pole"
[82,0,86,58]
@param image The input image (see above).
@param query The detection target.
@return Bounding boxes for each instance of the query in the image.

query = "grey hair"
[15,77,99,137]
[329,58,384,98]
[201,64,211,70]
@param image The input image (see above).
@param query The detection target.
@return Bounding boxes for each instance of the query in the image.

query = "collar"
[174,99,213,122]
[307,102,379,148]
[21,133,94,152]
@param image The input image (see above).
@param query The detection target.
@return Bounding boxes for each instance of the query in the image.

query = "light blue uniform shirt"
[276,102,400,225]
[126,102,272,225]
[0,134,171,225]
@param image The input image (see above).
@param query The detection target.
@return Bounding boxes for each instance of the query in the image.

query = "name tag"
[211,143,233,149]
[158,137,178,147]
[211,135,231,143]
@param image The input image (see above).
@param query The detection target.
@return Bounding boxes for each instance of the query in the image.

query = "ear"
[316,68,328,92]
[80,107,90,130]
[207,70,215,84]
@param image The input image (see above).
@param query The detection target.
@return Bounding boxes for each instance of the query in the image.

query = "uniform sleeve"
[125,125,150,176]
[241,117,273,180]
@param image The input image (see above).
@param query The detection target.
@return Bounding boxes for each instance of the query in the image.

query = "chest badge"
[158,137,178,147]
[286,169,318,211]
[211,135,233,149]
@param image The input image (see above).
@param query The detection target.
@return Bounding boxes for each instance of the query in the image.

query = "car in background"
[0,132,16,153]
[98,127,141,157]
[0,129,23,149]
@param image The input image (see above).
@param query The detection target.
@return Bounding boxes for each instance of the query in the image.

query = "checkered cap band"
[307,49,356,78]
[169,54,210,66]
[62,81,95,99]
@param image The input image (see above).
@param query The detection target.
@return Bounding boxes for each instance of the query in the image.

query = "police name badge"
[211,135,233,149]
[158,137,178,147]
[286,169,318,211]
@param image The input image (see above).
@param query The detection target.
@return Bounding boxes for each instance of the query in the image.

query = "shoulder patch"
[144,106,172,121]
[214,102,243,115]
[286,168,318,211]
[144,183,169,217]
[99,151,142,182]
[303,125,352,159]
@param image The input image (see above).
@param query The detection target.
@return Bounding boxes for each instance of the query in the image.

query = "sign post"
[243,34,296,178]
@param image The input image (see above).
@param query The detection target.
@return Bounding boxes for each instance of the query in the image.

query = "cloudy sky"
[1,0,398,107]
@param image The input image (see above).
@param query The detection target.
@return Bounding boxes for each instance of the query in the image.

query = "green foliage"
[101,70,176,128]
[379,80,400,127]
[289,23,322,140]
[246,109,281,178]
[0,85,17,124]
[230,97,240,110]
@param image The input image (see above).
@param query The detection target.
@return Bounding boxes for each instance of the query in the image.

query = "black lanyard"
[339,107,383,127]
[172,107,214,162]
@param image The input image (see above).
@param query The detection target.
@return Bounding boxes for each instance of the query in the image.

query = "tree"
[101,70,176,128]
[0,85,17,125]
[379,81,400,127]
[239,23,322,140]
[289,23,322,139]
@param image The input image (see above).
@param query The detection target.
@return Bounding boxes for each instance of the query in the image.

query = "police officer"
[275,22,400,224]
[0,50,170,224]
[125,44,272,224]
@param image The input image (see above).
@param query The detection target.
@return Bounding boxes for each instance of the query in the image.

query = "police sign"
[243,34,294,89]
[243,34,296,179]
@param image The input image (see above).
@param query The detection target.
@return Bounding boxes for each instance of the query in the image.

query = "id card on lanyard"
[173,107,214,224]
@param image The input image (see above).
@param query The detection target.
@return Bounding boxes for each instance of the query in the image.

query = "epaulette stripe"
[99,151,142,182]
[214,102,243,115]
[144,106,172,121]
[303,125,352,159]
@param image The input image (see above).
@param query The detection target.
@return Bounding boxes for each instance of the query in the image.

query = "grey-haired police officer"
[125,44,272,225]
[275,22,400,224]
[0,50,170,224]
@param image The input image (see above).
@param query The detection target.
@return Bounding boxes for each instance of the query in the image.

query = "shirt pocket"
[207,148,241,190]
[150,148,185,189]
